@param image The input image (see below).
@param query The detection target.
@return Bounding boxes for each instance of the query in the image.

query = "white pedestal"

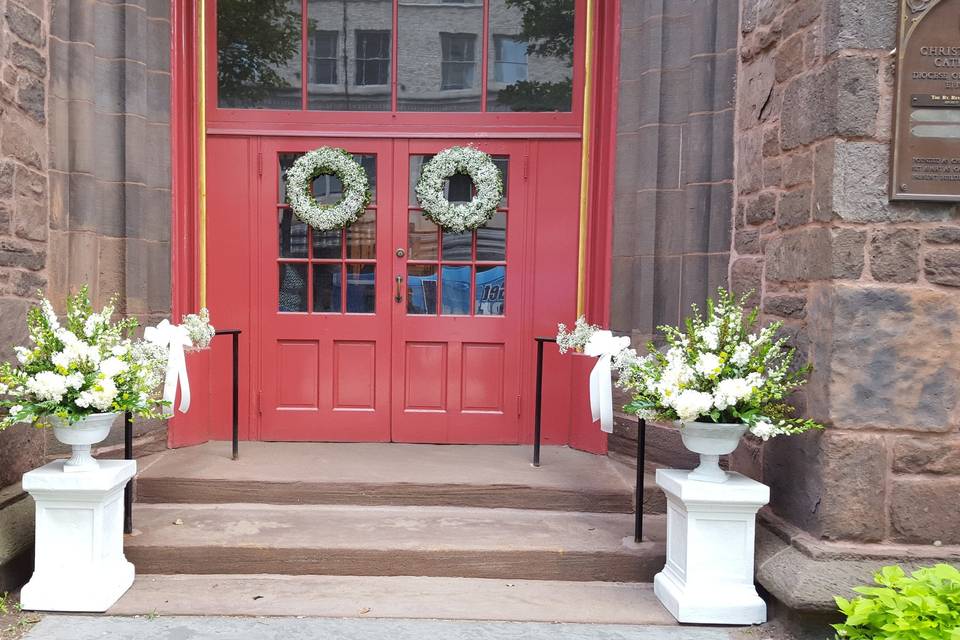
[653,468,769,625]
[20,460,136,612]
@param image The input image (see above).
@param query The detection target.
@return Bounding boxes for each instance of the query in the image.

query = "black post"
[214,329,242,461]
[123,411,133,535]
[231,331,239,461]
[533,338,545,467]
[635,417,646,543]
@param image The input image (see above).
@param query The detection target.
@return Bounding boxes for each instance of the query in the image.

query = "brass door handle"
[395,276,403,303]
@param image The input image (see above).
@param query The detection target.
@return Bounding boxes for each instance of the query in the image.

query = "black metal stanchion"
[123,411,133,534]
[214,329,242,461]
[635,417,646,543]
[532,337,557,467]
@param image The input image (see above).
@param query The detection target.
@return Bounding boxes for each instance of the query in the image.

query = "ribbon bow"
[584,331,631,434]
[144,320,193,416]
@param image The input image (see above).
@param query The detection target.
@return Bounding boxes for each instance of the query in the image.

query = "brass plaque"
[891,0,960,201]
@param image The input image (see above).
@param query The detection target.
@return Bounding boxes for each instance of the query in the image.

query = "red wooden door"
[390,140,525,443]
[259,137,393,441]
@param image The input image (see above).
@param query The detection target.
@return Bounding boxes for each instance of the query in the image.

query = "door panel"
[260,138,393,441]
[390,139,526,444]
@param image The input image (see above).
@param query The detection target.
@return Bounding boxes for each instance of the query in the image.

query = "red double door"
[259,138,526,443]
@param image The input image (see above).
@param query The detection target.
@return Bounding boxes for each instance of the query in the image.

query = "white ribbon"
[584,331,631,434]
[144,320,193,416]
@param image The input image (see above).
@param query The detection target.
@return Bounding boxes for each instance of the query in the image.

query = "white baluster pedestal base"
[20,460,136,612]
[653,468,769,625]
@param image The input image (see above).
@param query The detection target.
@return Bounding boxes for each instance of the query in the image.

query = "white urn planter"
[679,421,747,483]
[49,412,119,473]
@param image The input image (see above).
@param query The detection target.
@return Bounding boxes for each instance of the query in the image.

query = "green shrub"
[833,564,960,640]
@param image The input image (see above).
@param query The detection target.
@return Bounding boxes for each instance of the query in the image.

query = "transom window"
[215,0,576,113]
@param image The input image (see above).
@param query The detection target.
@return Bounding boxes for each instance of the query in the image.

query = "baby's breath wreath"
[415,146,503,233]
[286,147,371,231]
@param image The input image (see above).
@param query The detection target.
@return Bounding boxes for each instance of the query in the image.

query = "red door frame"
[169,0,621,444]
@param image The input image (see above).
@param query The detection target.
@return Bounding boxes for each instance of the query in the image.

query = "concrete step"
[110,574,678,625]
[126,503,666,583]
[136,441,664,514]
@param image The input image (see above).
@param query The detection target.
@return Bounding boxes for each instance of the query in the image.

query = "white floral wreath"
[286,147,371,231]
[415,146,503,233]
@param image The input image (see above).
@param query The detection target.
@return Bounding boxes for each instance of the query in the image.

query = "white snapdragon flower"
[83,314,100,338]
[673,389,714,423]
[98,356,128,379]
[65,372,84,390]
[111,343,129,357]
[25,371,69,403]
[701,325,720,350]
[41,299,60,330]
[694,352,722,378]
[0,382,8,394]
[731,342,753,367]
[14,347,31,364]
[75,391,93,408]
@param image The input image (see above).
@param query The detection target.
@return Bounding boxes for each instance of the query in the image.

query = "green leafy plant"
[834,564,960,640]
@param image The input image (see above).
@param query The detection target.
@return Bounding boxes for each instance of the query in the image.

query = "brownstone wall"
[609,0,739,462]
[0,0,48,590]
[733,0,960,545]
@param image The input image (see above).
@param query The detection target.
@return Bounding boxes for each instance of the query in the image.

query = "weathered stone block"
[782,0,820,33]
[924,226,960,245]
[831,228,865,280]
[869,228,919,283]
[738,126,764,194]
[807,284,960,433]
[763,294,806,319]
[14,165,47,242]
[824,0,897,54]
[924,249,960,287]
[765,228,832,283]
[738,55,775,130]
[735,229,761,255]
[731,257,763,305]
[0,239,45,271]
[0,117,42,169]
[10,41,46,78]
[818,431,888,541]
[743,192,777,224]
[777,188,811,229]
[781,58,879,149]
[783,150,812,188]
[774,32,803,83]
[16,74,45,123]
[893,436,960,475]
[831,142,954,223]
[6,2,43,47]
[890,477,960,544]
[763,157,782,188]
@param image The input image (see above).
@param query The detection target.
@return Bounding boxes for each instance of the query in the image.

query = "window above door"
[211,0,582,124]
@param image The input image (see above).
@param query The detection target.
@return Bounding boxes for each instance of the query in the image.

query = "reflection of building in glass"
[218,0,573,112]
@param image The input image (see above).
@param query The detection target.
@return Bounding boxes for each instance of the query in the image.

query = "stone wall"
[609,0,738,461]
[733,0,960,545]
[0,0,48,589]
[48,0,171,321]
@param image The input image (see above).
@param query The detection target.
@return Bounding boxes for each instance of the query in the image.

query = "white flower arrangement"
[181,308,215,350]
[556,316,601,354]
[0,287,166,429]
[415,146,503,233]
[558,289,824,441]
[286,147,372,231]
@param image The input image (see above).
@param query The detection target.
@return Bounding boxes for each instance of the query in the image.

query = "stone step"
[110,575,678,625]
[136,441,664,514]
[126,503,666,583]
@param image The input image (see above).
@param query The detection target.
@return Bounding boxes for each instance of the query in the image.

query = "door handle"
[395,276,403,304]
